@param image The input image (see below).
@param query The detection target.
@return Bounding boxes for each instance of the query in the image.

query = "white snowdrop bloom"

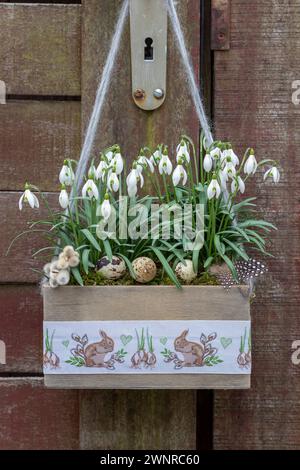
[107,172,119,192]
[59,162,75,186]
[210,147,221,160]
[82,179,99,200]
[222,160,236,179]
[150,149,162,166]
[203,153,213,172]
[137,155,155,173]
[221,148,239,167]
[172,164,188,186]
[158,153,173,175]
[244,151,258,175]
[105,150,114,162]
[19,187,39,211]
[111,152,124,175]
[264,166,280,183]
[59,188,69,209]
[101,194,112,220]
[176,140,190,163]
[231,176,245,194]
[207,176,221,200]
[96,160,107,181]
[126,168,144,197]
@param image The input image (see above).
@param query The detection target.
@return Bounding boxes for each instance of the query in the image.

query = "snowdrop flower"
[203,153,213,172]
[82,179,99,200]
[210,147,222,160]
[59,186,69,209]
[264,166,280,183]
[222,159,236,179]
[176,140,190,163]
[207,175,221,200]
[244,150,257,175]
[101,194,111,220]
[158,149,173,175]
[126,166,144,197]
[137,154,155,173]
[107,171,119,192]
[105,150,114,162]
[111,150,124,175]
[172,160,188,186]
[231,176,245,194]
[19,184,39,210]
[59,161,74,186]
[96,160,107,181]
[221,148,239,166]
[150,149,162,166]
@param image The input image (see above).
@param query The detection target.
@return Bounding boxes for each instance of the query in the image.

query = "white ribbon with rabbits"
[44,320,251,374]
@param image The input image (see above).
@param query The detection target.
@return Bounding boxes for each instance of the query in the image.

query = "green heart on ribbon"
[62,340,69,348]
[160,337,168,345]
[120,334,133,346]
[220,337,232,349]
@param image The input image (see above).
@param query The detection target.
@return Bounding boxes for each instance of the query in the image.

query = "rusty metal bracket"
[211,0,230,50]
[130,0,167,111]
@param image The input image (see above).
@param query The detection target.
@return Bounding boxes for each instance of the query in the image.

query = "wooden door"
[0,0,298,450]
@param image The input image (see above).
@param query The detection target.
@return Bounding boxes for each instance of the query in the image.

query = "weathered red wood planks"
[0,378,79,449]
[0,192,58,283]
[0,3,81,96]
[0,101,81,191]
[213,0,300,449]
[0,286,42,373]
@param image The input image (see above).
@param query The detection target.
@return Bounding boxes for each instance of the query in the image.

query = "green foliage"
[65,356,85,367]
[204,355,223,366]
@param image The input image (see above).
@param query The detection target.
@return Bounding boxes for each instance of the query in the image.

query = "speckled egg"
[132,257,157,283]
[96,256,126,280]
[175,260,197,283]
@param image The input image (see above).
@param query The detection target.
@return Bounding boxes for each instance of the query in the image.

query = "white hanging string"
[164,0,214,147]
[72,0,215,201]
[71,0,129,202]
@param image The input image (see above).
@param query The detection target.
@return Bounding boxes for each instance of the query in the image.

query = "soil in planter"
[69,269,220,287]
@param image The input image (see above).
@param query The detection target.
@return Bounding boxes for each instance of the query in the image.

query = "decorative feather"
[209,259,268,290]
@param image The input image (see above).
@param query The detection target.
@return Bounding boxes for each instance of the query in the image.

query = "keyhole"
[144,37,153,61]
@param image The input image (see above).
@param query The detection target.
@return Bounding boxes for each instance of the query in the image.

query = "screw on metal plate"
[153,88,164,99]
[130,0,167,110]
[134,89,146,100]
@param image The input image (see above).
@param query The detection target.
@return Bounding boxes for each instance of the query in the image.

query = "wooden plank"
[0,4,81,95]
[211,0,231,50]
[213,0,300,449]
[79,0,201,449]
[43,285,250,321]
[0,286,42,373]
[0,192,57,283]
[0,378,79,449]
[80,389,196,450]
[81,0,200,172]
[46,375,250,390]
[0,100,81,191]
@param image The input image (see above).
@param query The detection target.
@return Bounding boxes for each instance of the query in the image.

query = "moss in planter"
[69,269,220,287]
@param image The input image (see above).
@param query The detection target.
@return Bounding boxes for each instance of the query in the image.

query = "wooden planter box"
[43,285,251,389]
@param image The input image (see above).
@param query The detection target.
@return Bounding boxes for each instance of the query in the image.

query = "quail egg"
[96,256,126,280]
[132,257,157,283]
[175,260,197,283]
